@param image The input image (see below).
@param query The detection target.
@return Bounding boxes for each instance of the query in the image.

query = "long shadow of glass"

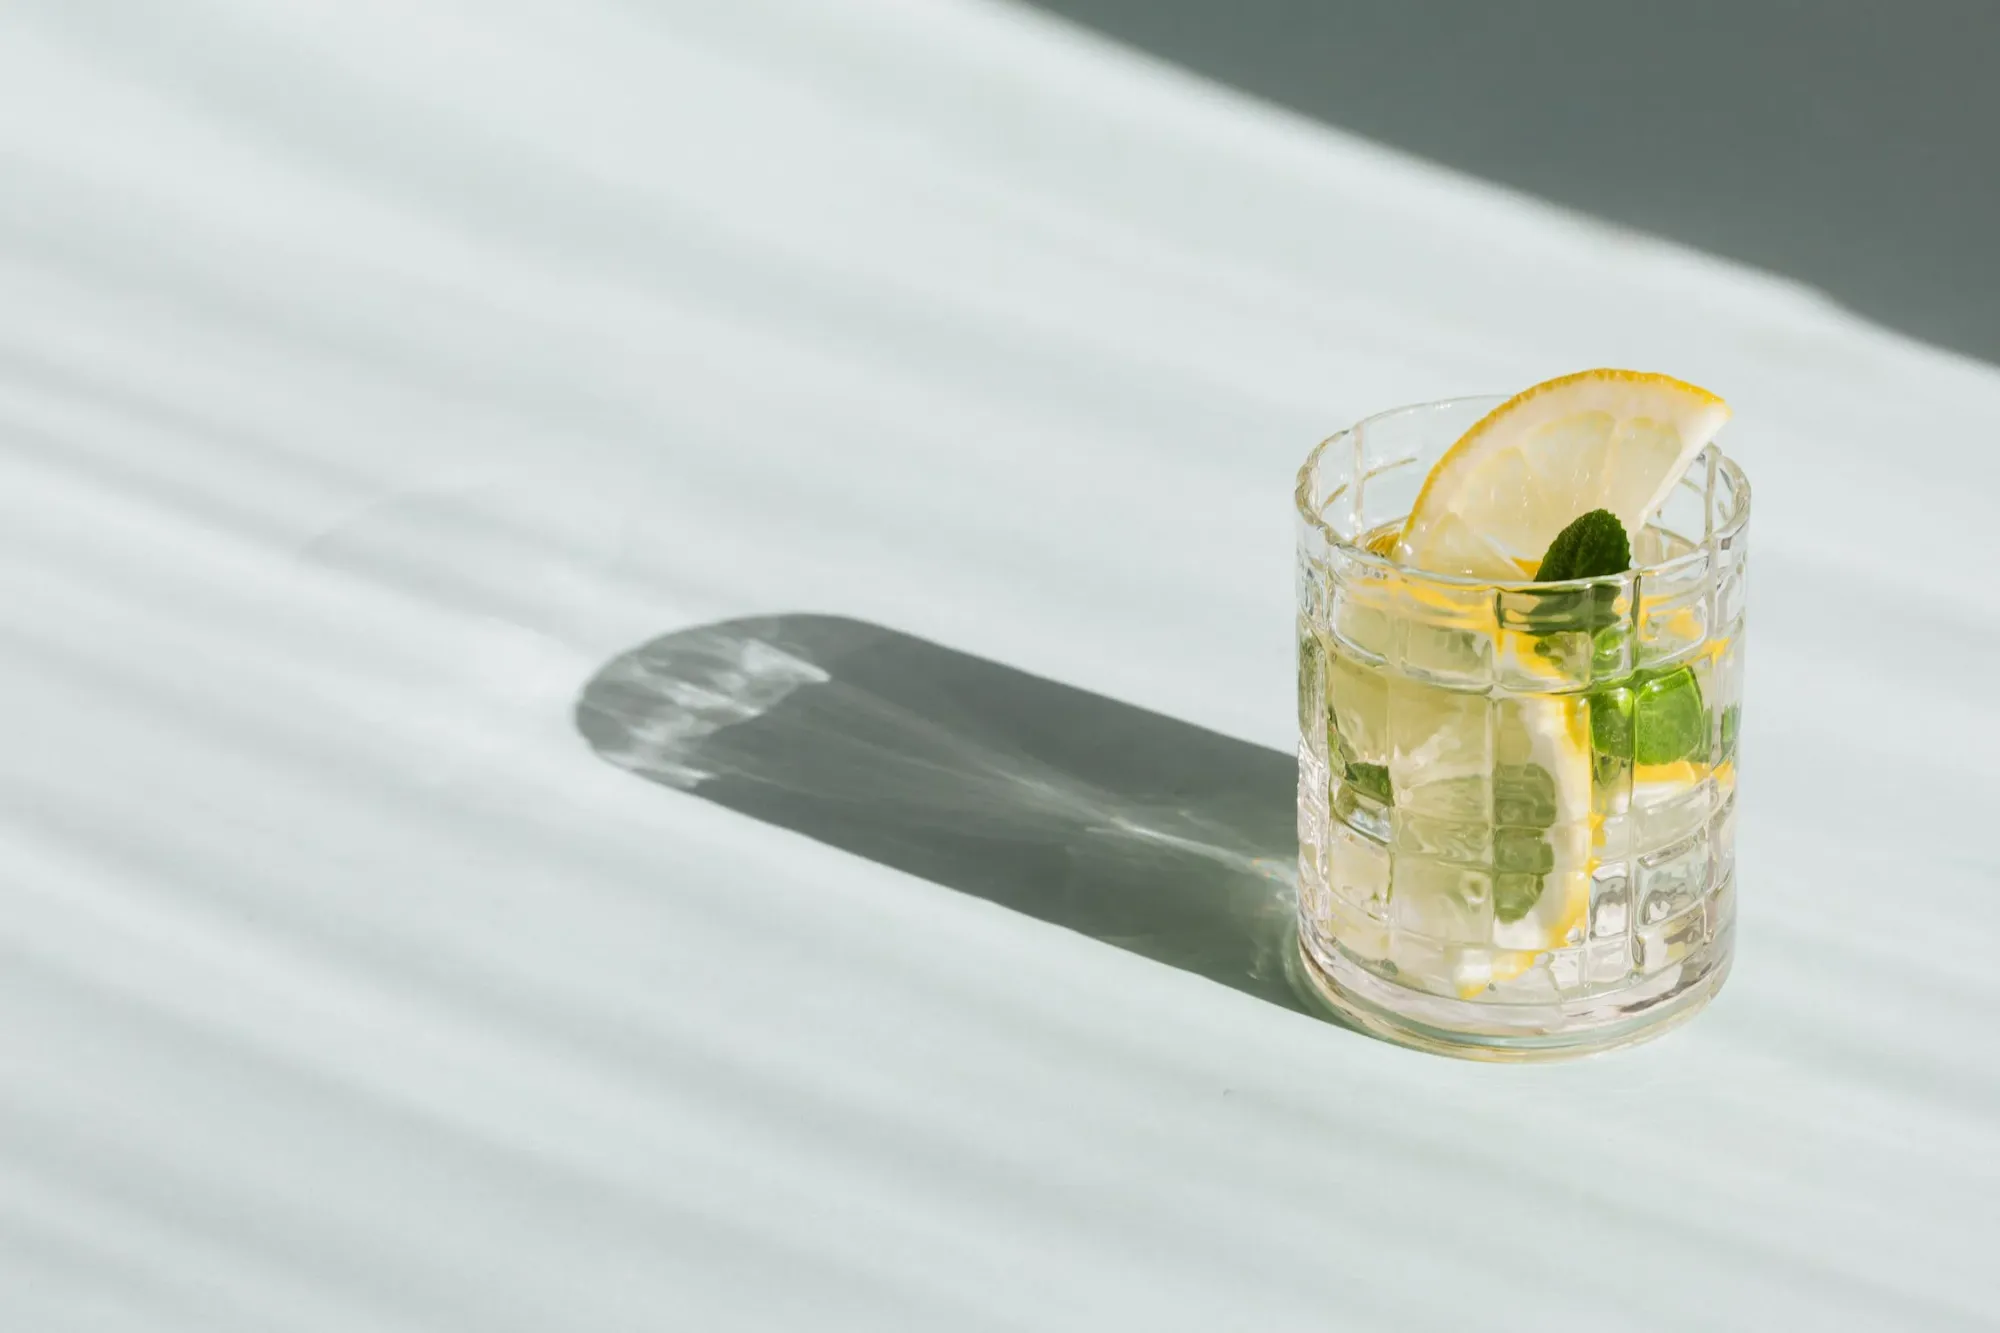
[574,614,1330,1018]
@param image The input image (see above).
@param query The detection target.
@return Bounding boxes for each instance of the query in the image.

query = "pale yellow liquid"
[1299,522,1738,1005]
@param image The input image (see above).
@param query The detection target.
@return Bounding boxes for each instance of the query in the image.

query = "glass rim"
[1294,394,1753,593]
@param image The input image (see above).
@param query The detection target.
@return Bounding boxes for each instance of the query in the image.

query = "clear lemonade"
[1296,371,1749,1055]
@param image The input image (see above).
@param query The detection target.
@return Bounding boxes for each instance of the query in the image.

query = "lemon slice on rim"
[1395,369,1731,580]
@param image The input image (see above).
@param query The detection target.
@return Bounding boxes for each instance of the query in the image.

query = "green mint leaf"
[1493,827,1555,876]
[1493,762,1557,827]
[1343,761,1392,805]
[1592,745,1627,791]
[1536,509,1632,583]
[1587,667,1709,767]
[1331,759,1392,836]
[1520,512,1631,661]
[1491,762,1557,922]
[1494,873,1544,924]
[1634,667,1706,765]
[1589,685,1634,760]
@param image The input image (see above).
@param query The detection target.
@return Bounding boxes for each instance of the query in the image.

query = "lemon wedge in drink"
[1395,369,1731,580]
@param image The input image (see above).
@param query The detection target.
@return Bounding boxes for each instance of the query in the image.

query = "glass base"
[1292,929,1732,1062]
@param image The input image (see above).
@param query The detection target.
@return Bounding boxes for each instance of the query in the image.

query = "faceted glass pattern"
[1294,397,1749,1059]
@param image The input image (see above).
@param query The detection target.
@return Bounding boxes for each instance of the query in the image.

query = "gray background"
[1024,0,2000,364]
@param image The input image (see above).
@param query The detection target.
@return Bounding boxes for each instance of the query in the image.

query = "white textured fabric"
[3,1,1996,1329]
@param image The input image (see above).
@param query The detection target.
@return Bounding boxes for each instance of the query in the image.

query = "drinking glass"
[1294,397,1749,1059]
